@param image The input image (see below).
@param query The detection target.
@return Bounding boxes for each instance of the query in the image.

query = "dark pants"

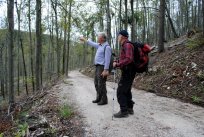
[117,63,136,112]
[94,65,108,103]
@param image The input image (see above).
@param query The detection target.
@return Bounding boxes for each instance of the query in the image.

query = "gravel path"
[58,71,204,137]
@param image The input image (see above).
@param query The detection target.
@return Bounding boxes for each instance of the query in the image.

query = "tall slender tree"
[130,0,135,42]
[203,0,204,35]
[0,45,5,99]
[106,0,111,44]
[158,0,165,52]
[124,0,128,30]
[7,0,15,104]
[51,0,60,77]
[66,0,72,76]
[35,0,42,90]
[28,0,35,92]
[15,1,28,95]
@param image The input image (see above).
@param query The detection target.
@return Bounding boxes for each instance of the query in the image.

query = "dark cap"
[119,30,129,37]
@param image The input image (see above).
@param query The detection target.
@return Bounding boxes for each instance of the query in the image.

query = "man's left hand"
[101,70,109,78]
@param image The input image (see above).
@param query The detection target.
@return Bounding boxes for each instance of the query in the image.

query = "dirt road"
[57,71,204,137]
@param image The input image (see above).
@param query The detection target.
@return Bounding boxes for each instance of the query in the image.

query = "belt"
[95,64,104,66]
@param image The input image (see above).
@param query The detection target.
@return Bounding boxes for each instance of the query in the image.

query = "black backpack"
[127,42,151,73]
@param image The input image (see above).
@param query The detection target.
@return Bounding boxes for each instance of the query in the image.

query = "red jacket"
[116,40,134,68]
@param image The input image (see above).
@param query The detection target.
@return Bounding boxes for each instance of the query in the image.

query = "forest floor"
[2,71,203,136]
[0,80,84,137]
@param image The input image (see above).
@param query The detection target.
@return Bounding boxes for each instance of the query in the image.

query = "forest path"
[57,71,204,137]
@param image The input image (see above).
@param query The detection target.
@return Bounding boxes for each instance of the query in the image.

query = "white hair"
[97,32,107,41]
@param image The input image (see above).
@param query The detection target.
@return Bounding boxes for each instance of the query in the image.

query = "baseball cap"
[118,30,129,37]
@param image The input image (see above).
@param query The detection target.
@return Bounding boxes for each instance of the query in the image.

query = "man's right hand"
[113,62,117,68]
[79,37,87,43]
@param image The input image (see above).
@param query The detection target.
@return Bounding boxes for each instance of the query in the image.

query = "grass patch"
[59,105,73,119]
[191,96,202,103]
[15,122,28,137]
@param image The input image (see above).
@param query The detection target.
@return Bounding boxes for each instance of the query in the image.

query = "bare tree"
[106,0,111,44]
[51,0,61,77]
[7,0,15,104]
[165,1,179,38]
[35,0,42,91]
[0,45,5,99]
[158,0,165,52]
[28,0,35,92]
[130,0,135,42]
[203,0,204,35]
[65,0,72,76]
[124,0,128,30]
[15,1,28,95]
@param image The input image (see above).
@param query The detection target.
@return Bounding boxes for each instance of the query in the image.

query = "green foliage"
[197,71,204,81]
[20,111,29,117]
[47,127,56,135]
[187,36,204,49]
[15,122,28,137]
[191,96,201,103]
[0,133,3,137]
[59,104,73,119]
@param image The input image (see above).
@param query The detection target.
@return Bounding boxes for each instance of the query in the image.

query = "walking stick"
[112,68,116,120]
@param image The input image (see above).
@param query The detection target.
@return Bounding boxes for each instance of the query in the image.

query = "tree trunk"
[91,25,95,64]
[15,1,28,95]
[158,0,165,52]
[186,0,189,31]
[0,45,5,99]
[66,0,72,76]
[130,0,135,42]
[99,3,104,31]
[20,39,28,94]
[28,0,35,92]
[124,0,128,30]
[51,0,60,77]
[62,8,68,75]
[7,0,15,104]
[165,1,179,38]
[142,0,146,43]
[5,47,8,98]
[119,0,122,30]
[203,0,204,35]
[35,0,42,91]
[14,1,20,96]
[198,0,201,28]
[106,0,111,44]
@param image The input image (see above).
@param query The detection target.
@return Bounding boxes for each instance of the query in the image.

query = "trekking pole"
[111,53,117,120]
[112,68,117,120]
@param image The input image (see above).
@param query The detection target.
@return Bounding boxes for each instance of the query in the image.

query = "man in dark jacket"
[113,30,136,118]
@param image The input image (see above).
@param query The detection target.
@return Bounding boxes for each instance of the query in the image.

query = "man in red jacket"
[113,30,136,118]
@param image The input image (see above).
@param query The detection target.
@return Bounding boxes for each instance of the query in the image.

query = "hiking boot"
[113,111,128,118]
[97,95,107,105]
[128,108,134,115]
[97,100,108,105]
[92,99,100,103]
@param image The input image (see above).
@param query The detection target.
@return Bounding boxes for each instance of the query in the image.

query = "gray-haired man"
[80,32,112,105]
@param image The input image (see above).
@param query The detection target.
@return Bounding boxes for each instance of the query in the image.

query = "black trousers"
[117,63,136,112]
[94,65,107,102]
